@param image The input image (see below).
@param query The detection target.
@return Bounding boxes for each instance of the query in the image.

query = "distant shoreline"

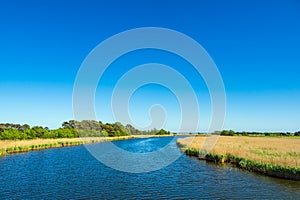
[177,136,300,181]
[0,135,173,157]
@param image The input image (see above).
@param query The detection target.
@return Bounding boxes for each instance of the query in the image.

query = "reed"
[0,135,166,157]
[177,136,300,180]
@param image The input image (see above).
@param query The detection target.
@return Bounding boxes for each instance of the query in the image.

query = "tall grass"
[0,135,166,157]
[177,136,300,180]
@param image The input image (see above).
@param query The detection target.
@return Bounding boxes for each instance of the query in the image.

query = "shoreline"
[177,136,300,181]
[0,135,172,157]
[2,135,299,181]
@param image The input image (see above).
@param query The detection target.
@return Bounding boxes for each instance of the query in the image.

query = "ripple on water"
[0,137,299,199]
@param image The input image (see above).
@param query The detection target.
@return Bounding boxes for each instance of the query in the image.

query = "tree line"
[218,130,300,136]
[0,120,171,140]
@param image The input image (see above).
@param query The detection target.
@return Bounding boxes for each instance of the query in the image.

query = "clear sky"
[0,0,299,132]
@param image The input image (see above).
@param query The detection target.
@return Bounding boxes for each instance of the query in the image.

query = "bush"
[155,129,171,135]
[220,130,235,136]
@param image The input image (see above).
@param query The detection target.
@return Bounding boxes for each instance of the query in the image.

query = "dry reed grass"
[0,135,159,149]
[177,136,300,168]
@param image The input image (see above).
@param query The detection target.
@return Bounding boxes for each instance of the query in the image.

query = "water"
[0,137,299,199]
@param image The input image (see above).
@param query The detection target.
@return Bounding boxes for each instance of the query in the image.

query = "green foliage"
[155,129,171,135]
[220,130,235,136]
[219,130,298,137]
[184,148,300,181]
[0,120,166,140]
[185,148,199,157]
[0,128,28,140]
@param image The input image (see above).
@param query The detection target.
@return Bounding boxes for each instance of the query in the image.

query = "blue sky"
[0,0,299,132]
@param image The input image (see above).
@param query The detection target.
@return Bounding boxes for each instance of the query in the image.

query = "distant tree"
[31,126,48,138]
[126,124,137,135]
[0,128,26,140]
[0,120,175,140]
[220,130,235,136]
[102,129,109,137]
[22,124,31,130]
[156,129,171,135]
[62,120,76,129]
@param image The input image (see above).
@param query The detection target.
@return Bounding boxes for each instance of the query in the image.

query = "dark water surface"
[0,137,299,199]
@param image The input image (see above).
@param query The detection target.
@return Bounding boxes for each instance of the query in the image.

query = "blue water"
[0,137,299,199]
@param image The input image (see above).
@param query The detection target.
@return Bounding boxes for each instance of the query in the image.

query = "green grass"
[183,147,300,181]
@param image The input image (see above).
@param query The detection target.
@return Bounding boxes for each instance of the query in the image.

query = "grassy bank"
[177,136,300,181]
[0,135,166,156]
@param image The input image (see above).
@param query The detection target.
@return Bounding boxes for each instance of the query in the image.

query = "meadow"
[177,136,300,180]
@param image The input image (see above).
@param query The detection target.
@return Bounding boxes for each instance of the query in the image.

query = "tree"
[220,130,235,136]
[62,121,76,129]
[156,129,171,135]
[0,128,27,140]
[31,126,48,138]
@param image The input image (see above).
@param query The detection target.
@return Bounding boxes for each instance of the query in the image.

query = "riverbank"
[0,135,170,156]
[177,136,300,181]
